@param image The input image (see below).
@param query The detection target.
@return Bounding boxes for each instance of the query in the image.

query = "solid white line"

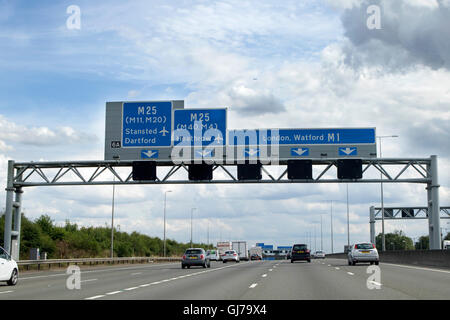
[382,263,450,274]
[0,291,14,294]
[347,272,354,276]
[81,278,97,283]
[249,283,258,289]
[105,291,122,295]
[262,274,267,278]
[131,272,142,275]
[139,284,151,287]
[85,295,105,300]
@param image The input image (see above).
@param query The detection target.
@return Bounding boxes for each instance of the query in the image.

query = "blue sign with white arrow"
[141,150,159,159]
[244,148,260,157]
[194,149,215,158]
[174,108,226,147]
[291,147,309,156]
[339,147,357,156]
[122,101,172,147]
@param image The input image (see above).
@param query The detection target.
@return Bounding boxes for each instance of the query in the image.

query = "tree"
[415,235,429,250]
[376,230,414,251]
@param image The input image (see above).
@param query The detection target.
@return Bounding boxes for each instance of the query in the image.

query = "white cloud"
[0,115,97,147]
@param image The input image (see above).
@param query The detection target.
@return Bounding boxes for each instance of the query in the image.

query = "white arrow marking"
[340,147,356,155]
[292,148,308,156]
[196,149,213,157]
[143,150,157,158]
[245,149,259,156]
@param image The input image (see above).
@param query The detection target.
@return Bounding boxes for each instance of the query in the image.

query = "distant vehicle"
[182,248,210,269]
[232,241,249,261]
[348,243,379,266]
[249,246,263,259]
[290,244,311,263]
[313,251,326,259]
[206,249,220,261]
[217,241,232,260]
[443,240,450,250]
[222,250,240,263]
[0,246,18,286]
[286,251,291,259]
[250,254,261,260]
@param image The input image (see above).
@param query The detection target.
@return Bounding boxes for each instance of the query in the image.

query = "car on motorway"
[0,246,18,286]
[290,244,311,263]
[313,250,326,259]
[222,250,240,263]
[348,243,379,265]
[250,254,262,260]
[182,248,211,269]
[206,249,220,261]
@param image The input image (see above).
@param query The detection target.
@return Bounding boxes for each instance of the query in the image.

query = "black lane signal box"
[132,161,157,181]
[287,160,313,180]
[188,163,213,181]
[237,163,262,180]
[337,159,363,179]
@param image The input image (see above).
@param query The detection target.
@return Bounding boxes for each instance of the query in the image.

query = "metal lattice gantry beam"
[10,157,434,187]
[372,206,450,220]
[3,155,442,260]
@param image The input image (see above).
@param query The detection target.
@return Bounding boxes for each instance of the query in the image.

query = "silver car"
[222,250,240,263]
[182,248,211,269]
[348,243,379,265]
[313,250,326,259]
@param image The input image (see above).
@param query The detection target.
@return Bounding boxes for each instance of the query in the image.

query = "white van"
[0,246,18,286]
[206,249,220,261]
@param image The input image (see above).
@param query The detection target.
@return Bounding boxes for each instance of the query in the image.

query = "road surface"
[1,258,449,300]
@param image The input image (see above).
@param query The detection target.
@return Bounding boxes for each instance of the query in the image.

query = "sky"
[0,0,449,253]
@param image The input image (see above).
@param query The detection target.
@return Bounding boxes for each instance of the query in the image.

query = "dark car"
[182,248,211,269]
[250,254,261,260]
[290,244,311,263]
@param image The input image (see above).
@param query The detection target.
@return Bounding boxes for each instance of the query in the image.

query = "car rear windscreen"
[225,251,234,254]
[186,249,202,254]
[292,245,307,250]
[355,244,373,250]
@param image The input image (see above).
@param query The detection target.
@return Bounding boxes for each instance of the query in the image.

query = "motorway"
[1,258,449,300]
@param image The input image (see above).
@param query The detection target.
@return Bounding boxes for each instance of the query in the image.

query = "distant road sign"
[174,108,226,147]
[122,101,172,147]
[228,128,376,145]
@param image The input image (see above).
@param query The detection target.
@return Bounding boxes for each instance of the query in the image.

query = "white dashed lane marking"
[262,274,267,278]
[249,283,258,289]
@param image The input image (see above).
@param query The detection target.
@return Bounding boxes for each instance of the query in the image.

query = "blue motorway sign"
[228,128,375,145]
[122,101,172,147]
[173,109,226,147]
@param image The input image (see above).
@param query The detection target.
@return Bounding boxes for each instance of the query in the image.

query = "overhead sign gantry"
[2,100,442,261]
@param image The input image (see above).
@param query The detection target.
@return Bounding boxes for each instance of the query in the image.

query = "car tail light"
[183,255,186,260]
[306,249,310,253]
[233,253,237,256]
[200,254,204,259]
[372,244,376,249]
[354,244,358,249]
